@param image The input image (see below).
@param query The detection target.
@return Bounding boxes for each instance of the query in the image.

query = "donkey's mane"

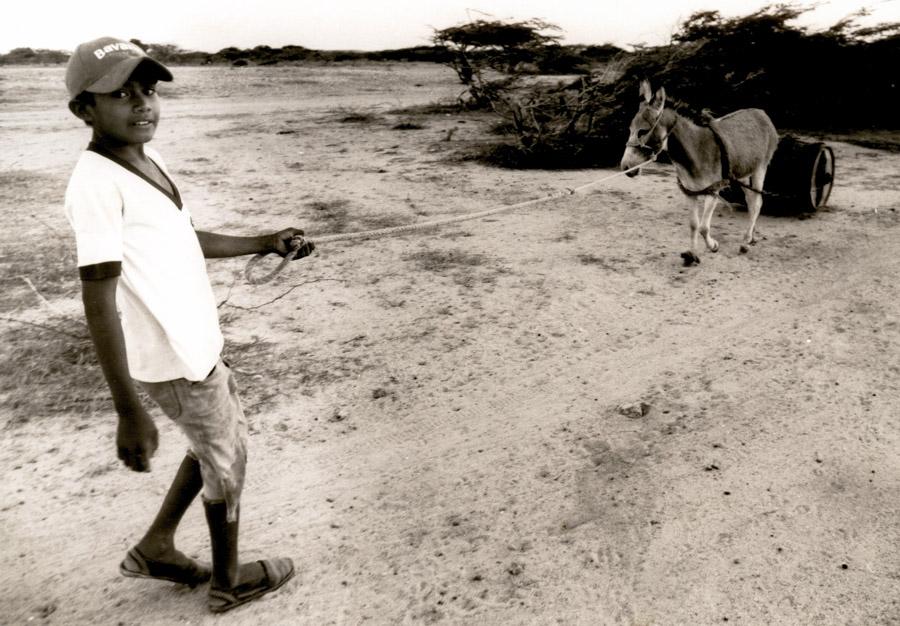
[666,98,707,125]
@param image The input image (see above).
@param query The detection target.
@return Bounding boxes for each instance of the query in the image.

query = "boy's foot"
[120,546,211,588]
[208,557,295,613]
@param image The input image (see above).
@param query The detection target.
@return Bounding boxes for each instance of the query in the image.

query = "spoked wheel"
[810,144,835,210]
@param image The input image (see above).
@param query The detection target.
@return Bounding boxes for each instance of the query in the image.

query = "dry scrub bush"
[464,6,900,169]
[474,60,631,169]
[432,18,567,109]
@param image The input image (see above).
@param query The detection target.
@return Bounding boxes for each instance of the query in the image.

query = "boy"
[64,36,313,613]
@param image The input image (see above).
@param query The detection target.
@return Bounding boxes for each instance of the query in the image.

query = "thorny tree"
[432,18,563,109]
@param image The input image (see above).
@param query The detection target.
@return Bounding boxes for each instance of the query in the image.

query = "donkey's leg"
[681,198,702,265]
[699,194,719,252]
[740,167,767,253]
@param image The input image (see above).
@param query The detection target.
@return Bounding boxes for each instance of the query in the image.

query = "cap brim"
[85,57,173,94]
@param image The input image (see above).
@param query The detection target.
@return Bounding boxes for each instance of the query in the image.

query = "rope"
[244,239,308,286]
[244,158,653,285]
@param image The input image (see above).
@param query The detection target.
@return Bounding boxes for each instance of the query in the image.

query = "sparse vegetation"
[0,41,456,66]
[577,253,631,270]
[307,199,352,233]
[431,18,569,108]
[222,334,372,415]
[0,47,68,64]
[458,5,900,169]
[336,110,383,124]
[402,247,503,287]
[0,318,110,424]
[388,102,465,116]
[357,214,413,231]
[392,122,426,131]
[404,248,487,271]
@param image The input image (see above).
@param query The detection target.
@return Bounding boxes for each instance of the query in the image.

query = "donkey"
[620,80,778,265]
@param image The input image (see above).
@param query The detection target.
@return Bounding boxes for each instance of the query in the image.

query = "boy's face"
[74,79,161,146]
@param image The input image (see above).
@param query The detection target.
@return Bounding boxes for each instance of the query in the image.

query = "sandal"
[208,557,295,613]
[119,547,211,588]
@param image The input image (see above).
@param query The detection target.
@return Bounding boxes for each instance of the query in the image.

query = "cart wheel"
[810,144,835,209]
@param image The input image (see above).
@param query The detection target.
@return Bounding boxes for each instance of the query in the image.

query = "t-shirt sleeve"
[65,163,125,269]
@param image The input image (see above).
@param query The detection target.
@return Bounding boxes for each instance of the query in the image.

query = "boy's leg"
[204,500,294,613]
[120,453,211,587]
[136,452,203,557]
[151,361,293,612]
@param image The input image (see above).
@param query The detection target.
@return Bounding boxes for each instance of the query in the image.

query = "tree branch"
[219,278,347,311]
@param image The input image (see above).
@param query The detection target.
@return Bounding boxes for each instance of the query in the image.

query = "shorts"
[139,359,247,522]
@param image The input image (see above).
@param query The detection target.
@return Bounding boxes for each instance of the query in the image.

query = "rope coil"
[243,238,309,285]
[244,159,652,285]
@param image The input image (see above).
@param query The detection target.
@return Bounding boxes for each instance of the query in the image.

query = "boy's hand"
[116,406,159,472]
[270,228,315,260]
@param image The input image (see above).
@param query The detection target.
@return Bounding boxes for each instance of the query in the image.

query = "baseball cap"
[66,36,173,99]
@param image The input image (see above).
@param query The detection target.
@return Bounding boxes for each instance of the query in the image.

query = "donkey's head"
[620,80,668,177]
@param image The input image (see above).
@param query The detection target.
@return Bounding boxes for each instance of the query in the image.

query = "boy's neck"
[91,135,148,164]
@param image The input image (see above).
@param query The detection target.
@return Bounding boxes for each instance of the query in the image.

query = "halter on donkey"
[620,80,778,266]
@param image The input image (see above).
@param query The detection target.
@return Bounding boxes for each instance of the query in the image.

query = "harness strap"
[705,119,732,180]
[677,114,766,197]
[676,178,731,197]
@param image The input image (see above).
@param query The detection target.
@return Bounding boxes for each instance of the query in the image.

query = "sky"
[2,0,898,54]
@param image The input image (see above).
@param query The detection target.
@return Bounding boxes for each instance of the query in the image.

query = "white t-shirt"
[65,145,223,382]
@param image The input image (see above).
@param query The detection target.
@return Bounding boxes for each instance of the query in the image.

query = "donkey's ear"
[652,86,667,110]
[639,80,653,102]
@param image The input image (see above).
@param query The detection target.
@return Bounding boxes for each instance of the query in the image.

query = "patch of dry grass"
[391,121,426,131]
[221,336,282,416]
[0,255,79,314]
[336,109,383,124]
[0,318,109,425]
[577,253,631,268]
[388,102,463,116]
[223,334,371,416]
[307,199,351,233]
[357,213,413,231]
[403,248,487,272]
[403,247,505,287]
[0,171,68,208]
[0,317,370,425]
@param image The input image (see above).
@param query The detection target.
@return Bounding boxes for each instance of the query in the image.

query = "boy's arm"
[195,228,314,259]
[81,276,158,472]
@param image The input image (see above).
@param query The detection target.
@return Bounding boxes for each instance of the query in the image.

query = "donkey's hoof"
[681,251,700,266]
[709,241,719,253]
[739,244,750,254]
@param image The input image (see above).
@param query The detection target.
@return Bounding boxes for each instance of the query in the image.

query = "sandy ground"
[2,63,900,625]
